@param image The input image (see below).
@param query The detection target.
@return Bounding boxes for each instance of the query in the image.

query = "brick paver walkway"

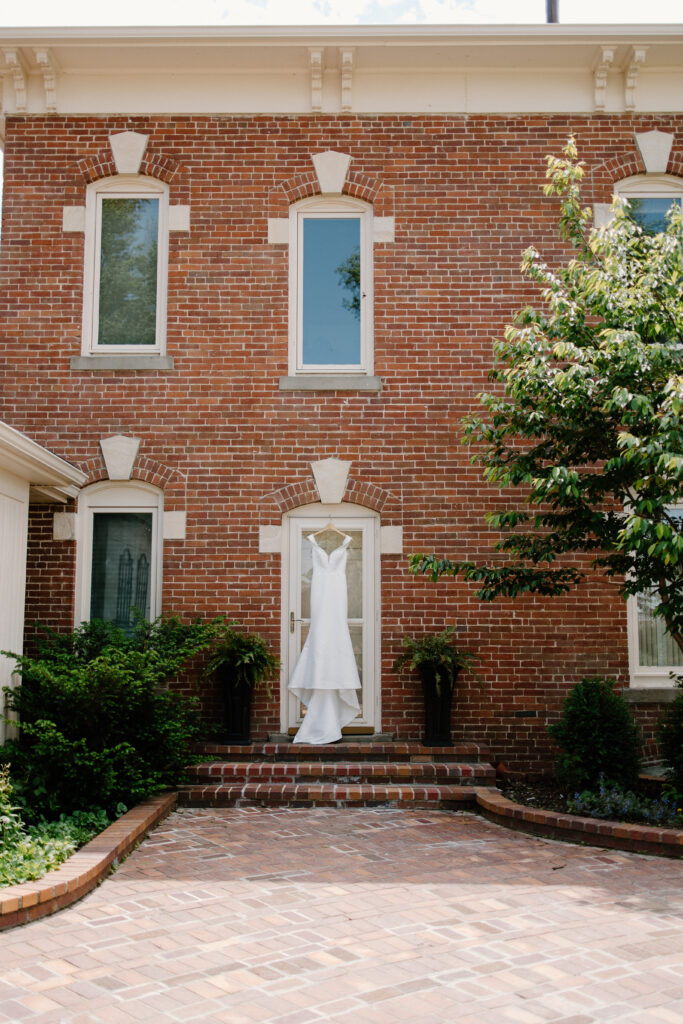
[2,807,683,1024]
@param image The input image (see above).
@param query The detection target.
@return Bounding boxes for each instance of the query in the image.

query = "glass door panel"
[286,516,377,733]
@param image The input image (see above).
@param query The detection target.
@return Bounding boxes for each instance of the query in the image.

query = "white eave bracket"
[34,48,58,113]
[340,48,354,112]
[2,48,28,113]
[625,45,648,112]
[593,45,615,112]
[309,48,323,112]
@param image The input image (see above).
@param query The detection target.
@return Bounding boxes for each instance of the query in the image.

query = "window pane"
[98,197,159,346]
[302,218,361,365]
[90,512,153,627]
[637,590,683,667]
[628,197,681,235]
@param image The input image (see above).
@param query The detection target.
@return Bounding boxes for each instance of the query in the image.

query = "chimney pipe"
[546,0,559,21]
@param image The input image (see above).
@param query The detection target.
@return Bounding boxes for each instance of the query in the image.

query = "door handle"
[290,613,305,633]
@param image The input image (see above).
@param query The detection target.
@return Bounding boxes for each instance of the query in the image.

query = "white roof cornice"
[1,24,682,117]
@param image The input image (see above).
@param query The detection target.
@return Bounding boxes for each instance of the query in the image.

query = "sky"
[0,0,682,26]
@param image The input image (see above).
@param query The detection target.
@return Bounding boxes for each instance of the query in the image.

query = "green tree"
[411,140,683,653]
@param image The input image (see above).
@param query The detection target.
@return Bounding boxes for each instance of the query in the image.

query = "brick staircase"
[179,741,497,809]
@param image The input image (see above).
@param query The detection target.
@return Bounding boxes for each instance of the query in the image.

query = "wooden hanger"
[312,521,347,538]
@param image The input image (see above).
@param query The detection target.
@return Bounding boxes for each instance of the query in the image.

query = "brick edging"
[0,792,177,931]
[474,788,683,858]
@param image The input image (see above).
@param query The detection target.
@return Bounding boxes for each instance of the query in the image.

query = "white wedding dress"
[288,533,361,744]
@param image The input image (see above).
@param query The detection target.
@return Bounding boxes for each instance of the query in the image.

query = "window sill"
[624,687,678,703]
[279,375,382,392]
[71,355,175,371]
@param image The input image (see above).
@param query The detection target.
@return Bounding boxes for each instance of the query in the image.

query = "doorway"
[282,503,380,735]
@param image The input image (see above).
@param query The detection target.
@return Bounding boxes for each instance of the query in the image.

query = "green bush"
[658,678,683,791]
[548,676,642,791]
[0,765,109,887]
[2,615,221,819]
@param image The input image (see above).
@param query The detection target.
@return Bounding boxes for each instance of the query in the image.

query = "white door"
[283,506,380,735]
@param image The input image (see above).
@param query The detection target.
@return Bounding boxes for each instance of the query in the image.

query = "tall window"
[76,482,163,628]
[289,197,373,375]
[616,176,683,686]
[82,176,169,355]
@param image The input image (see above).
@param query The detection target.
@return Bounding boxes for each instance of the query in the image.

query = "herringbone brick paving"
[1,807,682,1023]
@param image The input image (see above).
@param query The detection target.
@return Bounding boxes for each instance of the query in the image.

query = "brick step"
[178,781,482,809]
[186,760,496,785]
[193,741,491,764]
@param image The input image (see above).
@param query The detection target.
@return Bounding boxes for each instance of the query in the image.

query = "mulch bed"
[499,777,572,815]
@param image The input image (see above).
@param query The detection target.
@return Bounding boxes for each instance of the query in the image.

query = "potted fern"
[392,626,481,746]
[206,625,280,743]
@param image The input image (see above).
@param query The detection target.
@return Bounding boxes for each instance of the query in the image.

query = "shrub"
[548,676,641,791]
[567,775,683,827]
[1,615,222,819]
[658,677,683,791]
[0,765,110,887]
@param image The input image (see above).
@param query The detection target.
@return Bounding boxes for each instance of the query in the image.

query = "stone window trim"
[290,195,374,377]
[79,173,170,358]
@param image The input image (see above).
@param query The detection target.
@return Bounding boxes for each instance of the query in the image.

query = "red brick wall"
[3,112,680,769]
[24,505,77,651]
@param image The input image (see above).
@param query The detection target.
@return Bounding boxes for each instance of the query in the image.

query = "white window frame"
[616,173,683,202]
[288,196,373,376]
[81,174,169,356]
[75,481,163,626]
[627,505,683,688]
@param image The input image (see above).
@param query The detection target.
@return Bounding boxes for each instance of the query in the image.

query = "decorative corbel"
[340,48,354,113]
[2,48,28,113]
[309,48,323,113]
[34,48,58,113]
[593,45,614,112]
[625,46,647,112]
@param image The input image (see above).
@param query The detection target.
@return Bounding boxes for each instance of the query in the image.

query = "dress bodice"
[307,533,351,575]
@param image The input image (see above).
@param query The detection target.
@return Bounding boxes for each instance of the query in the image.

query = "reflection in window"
[98,197,159,346]
[90,512,153,627]
[302,218,361,365]
[628,197,681,235]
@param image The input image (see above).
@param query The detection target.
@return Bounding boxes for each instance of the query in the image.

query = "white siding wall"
[0,469,29,743]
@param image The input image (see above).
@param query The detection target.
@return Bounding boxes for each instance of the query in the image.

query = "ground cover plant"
[0,765,109,887]
[1,615,222,821]
[567,775,683,827]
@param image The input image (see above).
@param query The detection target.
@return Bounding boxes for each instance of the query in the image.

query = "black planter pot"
[218,670,253,744]
[420,668,459,746]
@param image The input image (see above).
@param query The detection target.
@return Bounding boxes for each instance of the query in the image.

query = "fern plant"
[392,626,480,696]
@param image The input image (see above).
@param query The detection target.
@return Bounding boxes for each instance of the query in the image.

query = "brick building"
[1,25,681,768]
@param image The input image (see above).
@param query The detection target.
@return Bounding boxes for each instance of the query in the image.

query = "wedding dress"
[288,533,361,744]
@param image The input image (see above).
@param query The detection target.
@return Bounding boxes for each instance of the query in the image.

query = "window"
[82,175,169,355]
[615,174,683,235]
[628,508,683,687]
[289,197,373,375]
[76,482,163,628]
